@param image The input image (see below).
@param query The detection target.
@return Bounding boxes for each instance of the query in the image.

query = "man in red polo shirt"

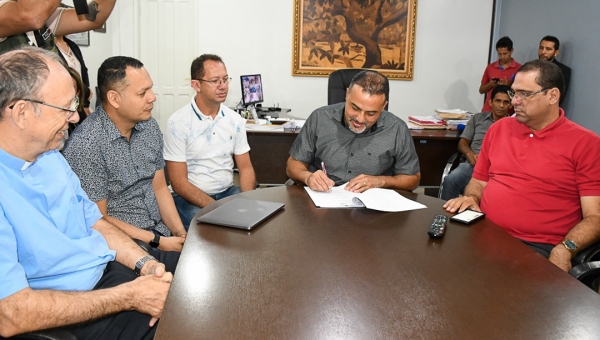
[445,60,600,273]
[478,36,521,113]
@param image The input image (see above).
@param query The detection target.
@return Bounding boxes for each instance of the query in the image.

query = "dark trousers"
[66,249,179,340]
[522,240,555,258]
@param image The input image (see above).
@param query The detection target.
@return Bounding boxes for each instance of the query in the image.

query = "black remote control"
[428,215,448,238]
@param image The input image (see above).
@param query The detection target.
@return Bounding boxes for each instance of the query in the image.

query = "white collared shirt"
[164,98,250,195]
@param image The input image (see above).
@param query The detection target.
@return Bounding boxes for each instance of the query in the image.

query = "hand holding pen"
[305,162,334,192]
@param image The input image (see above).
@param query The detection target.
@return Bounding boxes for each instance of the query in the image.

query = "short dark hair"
[191,54,224,80]
[491,85,511,101]
[518,60,565,100]
[0,47,64,117]
[97,56,144,104]
[540,35,560,50]
[348,70,389,102]
[496,36,513,51]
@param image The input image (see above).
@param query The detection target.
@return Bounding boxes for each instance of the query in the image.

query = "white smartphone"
[450,209,485,225]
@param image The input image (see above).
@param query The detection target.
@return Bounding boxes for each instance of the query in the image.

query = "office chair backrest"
[327,68,389,110]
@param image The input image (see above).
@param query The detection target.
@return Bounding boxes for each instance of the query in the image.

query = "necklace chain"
[56,43,76,66]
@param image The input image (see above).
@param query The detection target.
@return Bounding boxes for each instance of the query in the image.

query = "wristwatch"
[134,255,157,275]
[149,232,161,248]
[561,238,578,254]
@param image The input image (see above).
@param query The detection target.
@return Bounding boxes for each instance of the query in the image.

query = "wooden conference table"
[247,128,460,193]
[156,186,600,339]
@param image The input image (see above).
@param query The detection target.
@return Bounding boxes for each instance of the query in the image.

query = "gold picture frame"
[292,0,418,80]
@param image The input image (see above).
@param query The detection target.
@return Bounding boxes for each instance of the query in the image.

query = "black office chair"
[569,240,600,291]
[327,68,389,110]
[437,152,464,199]
[570,262,600,291]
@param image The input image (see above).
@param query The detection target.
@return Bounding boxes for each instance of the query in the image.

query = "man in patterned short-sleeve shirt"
[63,56,187,252]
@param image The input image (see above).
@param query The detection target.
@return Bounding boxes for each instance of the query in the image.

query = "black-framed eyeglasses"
[195,77,232,86]
[507,88,549,101]
[9,97,79,119]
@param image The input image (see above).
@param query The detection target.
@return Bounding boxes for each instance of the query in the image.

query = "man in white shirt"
[163,54,256,226]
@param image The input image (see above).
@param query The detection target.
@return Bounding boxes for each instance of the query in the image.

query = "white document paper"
[304,183,427,212]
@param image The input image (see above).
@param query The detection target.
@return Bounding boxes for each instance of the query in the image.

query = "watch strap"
[134,255,157,275]
[149,232,161,248]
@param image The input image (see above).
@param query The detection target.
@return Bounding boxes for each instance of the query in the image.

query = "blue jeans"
[173,186,242,230]
[440,162,474,200]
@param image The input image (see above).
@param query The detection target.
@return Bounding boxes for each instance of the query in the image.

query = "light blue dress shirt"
[0,149,115,300]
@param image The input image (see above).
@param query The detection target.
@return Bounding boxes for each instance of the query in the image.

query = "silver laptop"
[196,198,285,230]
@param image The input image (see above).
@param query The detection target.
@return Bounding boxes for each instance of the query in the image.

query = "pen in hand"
[321,161,328,176]
[321,161,331,193]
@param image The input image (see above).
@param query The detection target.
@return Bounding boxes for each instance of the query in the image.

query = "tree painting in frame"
[292,0,417,80]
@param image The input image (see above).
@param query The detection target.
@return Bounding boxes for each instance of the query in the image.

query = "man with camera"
[0,0,116,54]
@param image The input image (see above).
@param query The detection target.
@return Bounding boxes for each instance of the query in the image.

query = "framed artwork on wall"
[292,0,418,80]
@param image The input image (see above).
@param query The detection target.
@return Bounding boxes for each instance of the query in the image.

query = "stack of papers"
[304,183,426,212]
[435,109,470,121]
[408,116,447,130]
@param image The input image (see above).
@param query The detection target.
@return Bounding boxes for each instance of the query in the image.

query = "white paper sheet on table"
[304,183,426,212]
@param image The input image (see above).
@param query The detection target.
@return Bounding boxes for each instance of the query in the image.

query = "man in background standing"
[538,35,571,103]
[479,36,521,113]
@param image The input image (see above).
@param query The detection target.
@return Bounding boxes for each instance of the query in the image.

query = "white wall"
[81,0,494,123]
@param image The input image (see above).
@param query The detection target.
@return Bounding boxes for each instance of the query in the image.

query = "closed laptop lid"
[196,198,285,230]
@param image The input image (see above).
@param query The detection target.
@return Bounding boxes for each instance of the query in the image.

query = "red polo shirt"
[473,110,600,244]
[480,58,521,112]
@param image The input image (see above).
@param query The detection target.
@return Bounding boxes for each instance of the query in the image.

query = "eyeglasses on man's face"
[195,77,232,86]
[9,97,79,120]
[507,88,549,101]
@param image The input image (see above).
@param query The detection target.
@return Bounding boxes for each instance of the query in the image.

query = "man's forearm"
[286,157,312,185]
[458,139,474,158]
[83,0,117,24]
[172,180,215,208]
[563,215,600,251]
[479,82,493,94]
[238,167,257,192]
[0,0,61,37]
[102,214,155,244]
[0,286,132,338]
[92,218,152,270]
[154,185,186,236]
[379,173,420,191]
[463,179,485,202]
[54,0,117,36]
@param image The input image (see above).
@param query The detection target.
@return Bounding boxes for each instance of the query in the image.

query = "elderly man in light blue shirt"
[0,47,175,340]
